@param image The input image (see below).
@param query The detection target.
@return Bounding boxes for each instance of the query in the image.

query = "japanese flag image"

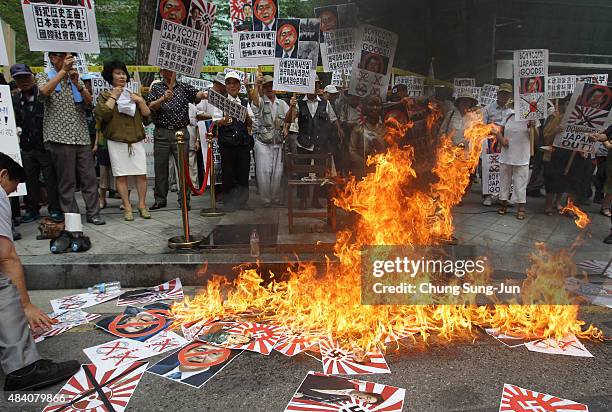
[499,384,588,411]
[43,362,148,412]
[181,318,216,341]
[525,334,594,357]
[225,322,285,355]
[117,278,184,306]
[274,331,321,357]
[319,340,391,375]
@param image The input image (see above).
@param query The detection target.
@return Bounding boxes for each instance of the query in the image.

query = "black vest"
[297,99,331,149]
[12,88,45,151]
[217,97,253,147]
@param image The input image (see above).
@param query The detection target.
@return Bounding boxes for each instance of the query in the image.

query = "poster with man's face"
[95,306,173,342]
[275,19,300,59]
[229,0,254,32]
[252,0,278,31]
[146,341,242,388]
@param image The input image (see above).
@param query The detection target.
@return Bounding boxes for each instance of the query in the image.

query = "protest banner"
[144,124,155,178]
[181,76,212,91]
[452,78,476,98]
[513,49,548,121]
[315,3,358,72]
[232,31,275,67]
[90,77,140,105]
[547,75,576,99]
[553,82,612,154]
[273,58,316,94]
[331,68,351,87]
[297,18,319,68]
[208,89,247,122]
[576,73,608,85]
[0,85,27,197]
[21,0,100,53]
[44,51,88,75]
[395,75,425,98]
[229,0,253,32]
[0,23,9,66]
[148,0,217,77]
[275,18,299,59]
[479,84,499,106]
[348,25,398,101]
[481,139,503,196]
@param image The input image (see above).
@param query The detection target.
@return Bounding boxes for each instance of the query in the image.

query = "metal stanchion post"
[168,131,203,249]
[200,131,225,217]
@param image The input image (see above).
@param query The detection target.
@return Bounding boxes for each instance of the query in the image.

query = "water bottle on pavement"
[88,281,121,294]
[250,229,260,258]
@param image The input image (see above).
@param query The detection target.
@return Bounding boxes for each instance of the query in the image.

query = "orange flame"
[561,199,591,228]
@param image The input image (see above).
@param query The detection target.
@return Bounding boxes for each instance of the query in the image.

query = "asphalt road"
[0,289,610,412]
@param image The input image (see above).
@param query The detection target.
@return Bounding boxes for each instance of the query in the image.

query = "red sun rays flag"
[274,332,320,357]
[117,278,183,306]
[319,339,391,375]
[226,322,285,355]
[43,362,148,412]
[499,384,589,412]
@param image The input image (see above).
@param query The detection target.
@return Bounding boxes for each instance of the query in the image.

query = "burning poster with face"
[513,49,549,121]
[147,340,242,388]
[42,362,147,412]
[315,3,358,72]
[274,331,320,357]
[499,384,589,412]
[116,278,184,306]
[319,339,391,375]
[553,82,612,154]
[284,372,406,412]
[21,0,100,53]
[95,305,173,342]
[348,25,398,101]
[147,0,217,77]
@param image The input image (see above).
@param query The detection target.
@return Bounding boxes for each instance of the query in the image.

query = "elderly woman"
[94,60,151,221]
[348,95,386,179]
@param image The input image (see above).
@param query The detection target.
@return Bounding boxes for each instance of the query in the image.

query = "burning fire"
[561,199,591,229]
[173,107,602,350]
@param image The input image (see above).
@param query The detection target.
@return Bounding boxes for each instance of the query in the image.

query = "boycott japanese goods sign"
[513,49,549,121]
[273,58,316,94]
[348,24,398,101]
[553,82,612,154]
[21,0,100,53]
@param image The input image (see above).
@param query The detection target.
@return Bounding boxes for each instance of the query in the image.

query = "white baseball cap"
[224,71,242,82]
[324,85,339,94]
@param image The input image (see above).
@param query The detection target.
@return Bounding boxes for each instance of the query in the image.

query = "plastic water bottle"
[88,282,121,294]
[250,229,260,258]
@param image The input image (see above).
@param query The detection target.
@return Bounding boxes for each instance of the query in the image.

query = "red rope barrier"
[184,144,212,196]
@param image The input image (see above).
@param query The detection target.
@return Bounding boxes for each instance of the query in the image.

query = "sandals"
[516,210,526,220]
[600,208,611,217]
[138,207,152,219]
[123,209,134,222]
[497,205,508,215]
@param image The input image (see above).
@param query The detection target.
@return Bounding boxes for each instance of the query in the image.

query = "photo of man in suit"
[293,373,385,405]
[275,20,299,59]
[252,0,277,31]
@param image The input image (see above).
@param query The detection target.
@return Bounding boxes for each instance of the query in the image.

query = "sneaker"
[20,211,41,224]
[482,197,492,206]
[49,211,64,223]
[4,359,80,392]
[150,202,166,210]
[86,215,106,225]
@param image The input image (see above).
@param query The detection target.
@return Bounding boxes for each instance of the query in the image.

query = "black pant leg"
[235,146,251,207]
[21,150,41,214]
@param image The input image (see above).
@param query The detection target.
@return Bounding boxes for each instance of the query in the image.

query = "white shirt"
[163,366,203,382]
[301,96,338,123]
[187,103,199,150]
[0,186,13,241]
[500,114,532,166]
[280,47,295,59]
[252,95,289,144]
[483,101,512,126]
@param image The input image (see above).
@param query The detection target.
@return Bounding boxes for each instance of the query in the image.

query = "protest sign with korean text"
[452,78,476,98]
[513,49,549,121]
[547,75,576,99]
[479,84,499,106]
[273,58,316,94]
[232,30,275,67]
[44,52,88,75]
[148,0,217,77]
[0,85,26,197]
[297,18,319,67]
[21,0,100,53]
[208,89,247,122]
[331,68,351,87]
[315,3,358,72]
[0,24,9,66]
[553,82,612,154]
[395,76,425,98]
[576,73,608,85]
[348,25,398,101]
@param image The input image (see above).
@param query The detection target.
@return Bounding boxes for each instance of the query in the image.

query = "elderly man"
[37,52,104,225]
[10,64,62,224]
[148,69,206,210]
[0,153,80,391]
[250,74,290,206]
[214,72,255,212]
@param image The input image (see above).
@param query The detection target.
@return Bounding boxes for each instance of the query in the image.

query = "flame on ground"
[561,199,591,229]
[173,110,602,350]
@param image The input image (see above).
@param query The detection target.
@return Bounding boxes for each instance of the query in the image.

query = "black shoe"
[12,229,21,241]
[4,359,80,392]
[150,202,166,210]
[86,215,106,225]
[237,205,253,211]
[604,231,612,245]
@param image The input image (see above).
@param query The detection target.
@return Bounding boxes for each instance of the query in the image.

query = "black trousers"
[220,145,251,208]
[21,148,60,214]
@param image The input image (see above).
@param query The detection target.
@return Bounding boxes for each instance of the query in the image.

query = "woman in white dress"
[95,60,151,221]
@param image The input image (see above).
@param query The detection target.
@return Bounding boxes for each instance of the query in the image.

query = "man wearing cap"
[481,83,513,206]
[10,64,62,224]
[214,71,254,211]
[148,69,206,210]
[250,73,289,206]
[37,52,104,225]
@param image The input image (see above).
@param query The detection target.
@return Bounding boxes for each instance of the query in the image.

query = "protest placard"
[482,140,503,196]
[208,89,247,122]
[553,82,612,154]
[0,24,9,66]
[229,0,253,32]
[547,75,576,99]
[331,68,351,87]
[180,76,212,91]
[479,84,499,106]
[0,85,26,197]
[513,49,548,121]
[90,77,140,105]
[144,124,155,178]
[452,78,476,98]
[315,3,358,72]
[348,25,398,101]
[21,0,99,53]
[275,18,299,59]
[232,30,275,67]
[576,73,608,85]
[148,0,217,77]
[297,18,319,68]
[395,76,425,98]
[273,58,316,94]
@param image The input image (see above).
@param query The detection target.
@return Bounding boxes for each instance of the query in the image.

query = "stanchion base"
[168,235,203,250]
[200,208,225,217]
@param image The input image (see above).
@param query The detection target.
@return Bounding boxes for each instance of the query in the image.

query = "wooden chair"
[286,151,337,234]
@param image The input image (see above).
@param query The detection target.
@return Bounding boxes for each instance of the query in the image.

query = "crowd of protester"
[1,54,611,244]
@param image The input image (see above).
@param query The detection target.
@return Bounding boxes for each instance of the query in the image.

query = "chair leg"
[288,185,294,234]
[327,193,337,232]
